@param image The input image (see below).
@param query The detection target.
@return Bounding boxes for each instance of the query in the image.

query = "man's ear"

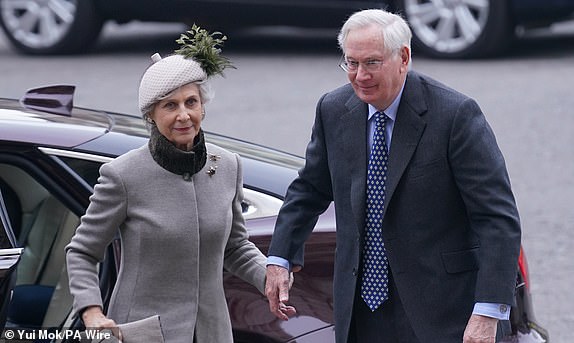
[400,46,411,72]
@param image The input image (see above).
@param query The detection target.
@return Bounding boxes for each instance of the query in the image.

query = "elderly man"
[266,8,521,343]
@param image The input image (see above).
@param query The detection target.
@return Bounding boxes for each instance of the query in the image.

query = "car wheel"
[397,0,513,58]
[0,0,103,54]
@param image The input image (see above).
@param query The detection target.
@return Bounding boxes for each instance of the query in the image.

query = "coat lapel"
[342,92,369,236]
[339,72,427,236]
[384,72,427,223]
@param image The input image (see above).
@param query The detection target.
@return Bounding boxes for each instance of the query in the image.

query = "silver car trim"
[39,147,114,163]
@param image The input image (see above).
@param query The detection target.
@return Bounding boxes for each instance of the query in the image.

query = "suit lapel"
[339,73,427,236]
[342,92,369,236]
[384,72,427,223]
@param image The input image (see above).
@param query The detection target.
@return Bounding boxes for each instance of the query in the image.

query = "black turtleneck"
[148,125,207,181]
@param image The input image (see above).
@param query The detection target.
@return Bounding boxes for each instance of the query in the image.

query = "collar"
[148,125,207,181]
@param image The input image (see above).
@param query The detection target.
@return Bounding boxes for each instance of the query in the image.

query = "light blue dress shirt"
[268,81,510,320]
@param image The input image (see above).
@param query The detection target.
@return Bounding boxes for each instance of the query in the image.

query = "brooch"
[206,165,217,177]
[206,154,221,177]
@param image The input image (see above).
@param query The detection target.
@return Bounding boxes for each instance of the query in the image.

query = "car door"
[0,184,23,329]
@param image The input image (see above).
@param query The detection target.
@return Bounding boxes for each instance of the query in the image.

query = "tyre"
[397,0,513,59]
[0,0,104,55]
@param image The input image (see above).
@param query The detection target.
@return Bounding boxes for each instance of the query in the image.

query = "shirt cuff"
[266,256,290,270]
[473,302,511,320]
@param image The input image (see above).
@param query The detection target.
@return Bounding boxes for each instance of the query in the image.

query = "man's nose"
[355,66,372,80]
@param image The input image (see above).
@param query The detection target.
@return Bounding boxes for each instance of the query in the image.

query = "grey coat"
[66,143,267,343]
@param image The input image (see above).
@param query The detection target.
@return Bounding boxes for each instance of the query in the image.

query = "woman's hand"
[82,306,123,341]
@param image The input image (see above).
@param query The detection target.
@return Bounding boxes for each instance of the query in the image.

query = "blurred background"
[1,0,573,341]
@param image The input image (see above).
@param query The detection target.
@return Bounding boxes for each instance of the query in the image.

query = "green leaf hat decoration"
[175,24,235,77]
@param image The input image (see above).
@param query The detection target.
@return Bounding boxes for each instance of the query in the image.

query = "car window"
[38,148,111,189]
[0,180,18,249]
[0,162,78,329]
[0,185,23,330]
[58,155,104,188]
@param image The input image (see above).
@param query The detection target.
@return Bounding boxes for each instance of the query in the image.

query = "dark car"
[0,85,548,342]
[0,0,573,58]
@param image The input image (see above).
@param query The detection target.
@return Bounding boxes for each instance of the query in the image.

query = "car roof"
[0,98,111,147]
[0,89,304,198]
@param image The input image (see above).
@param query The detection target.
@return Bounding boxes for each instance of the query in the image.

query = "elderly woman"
[66,28,268,343]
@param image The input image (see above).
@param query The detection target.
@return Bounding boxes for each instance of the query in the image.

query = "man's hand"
[265,265,297,320]
[463,314,498,343]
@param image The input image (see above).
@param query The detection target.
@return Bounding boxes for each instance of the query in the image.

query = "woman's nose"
[176,106,190,120]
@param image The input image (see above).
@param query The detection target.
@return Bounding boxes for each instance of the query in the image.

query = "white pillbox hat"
[138,53,207,114]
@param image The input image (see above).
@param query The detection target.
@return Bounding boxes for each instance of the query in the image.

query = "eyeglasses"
[339,56,387,73]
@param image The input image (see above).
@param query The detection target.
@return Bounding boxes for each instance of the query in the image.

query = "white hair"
[337,9,412,57]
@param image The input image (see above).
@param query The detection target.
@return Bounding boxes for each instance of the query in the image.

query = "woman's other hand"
[82,306,123,341]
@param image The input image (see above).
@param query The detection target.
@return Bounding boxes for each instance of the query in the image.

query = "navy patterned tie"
[361,111,390,311]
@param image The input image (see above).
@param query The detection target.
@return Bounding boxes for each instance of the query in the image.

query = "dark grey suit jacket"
[269,71,521,342]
